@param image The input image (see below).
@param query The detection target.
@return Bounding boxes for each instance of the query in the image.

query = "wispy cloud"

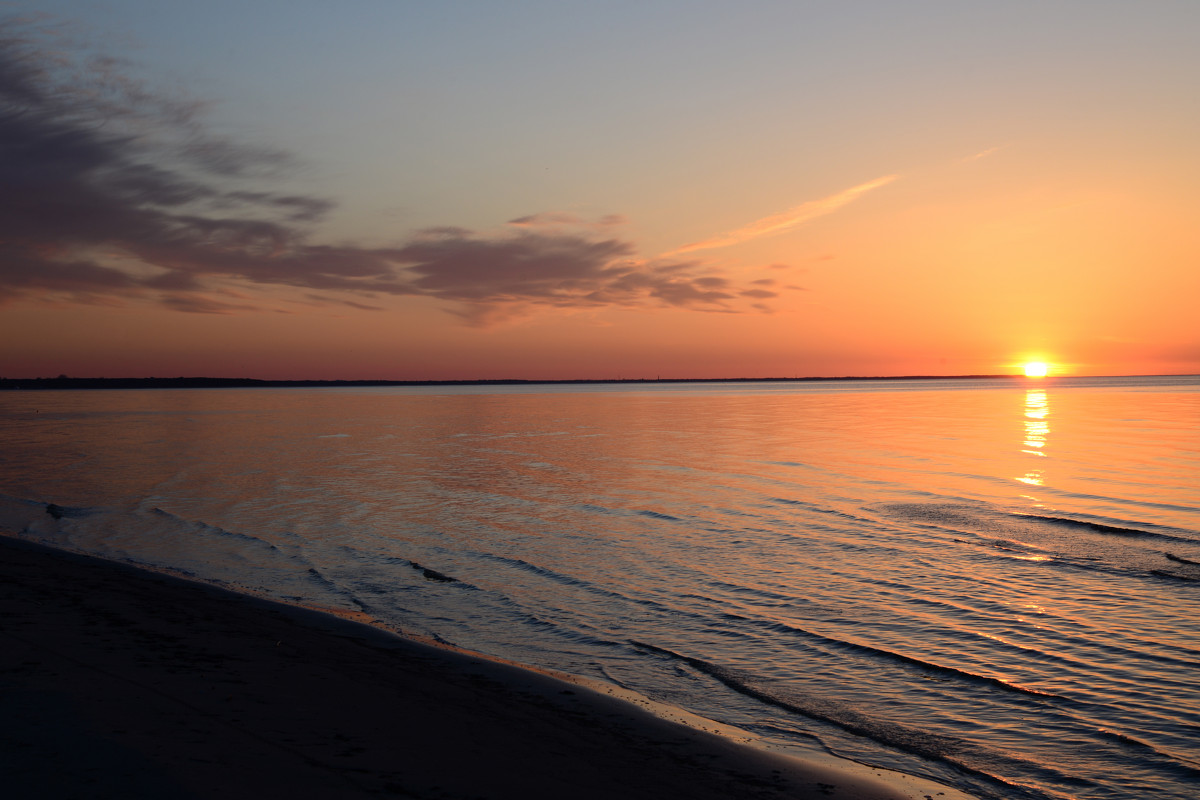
[663,175,897,256]
[960,145,1006,164]
[506,212,626,229]
[0,18,781,326]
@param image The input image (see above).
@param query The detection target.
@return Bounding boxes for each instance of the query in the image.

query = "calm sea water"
[2,377,1198,800]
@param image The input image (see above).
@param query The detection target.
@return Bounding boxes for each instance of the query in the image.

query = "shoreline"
[0,534,977,799]
[2,373,1056,391]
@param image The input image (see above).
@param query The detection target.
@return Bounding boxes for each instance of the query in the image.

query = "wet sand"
[0,535,975,799]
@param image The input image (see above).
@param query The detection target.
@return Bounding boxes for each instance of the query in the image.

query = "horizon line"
[2,373,1196,390]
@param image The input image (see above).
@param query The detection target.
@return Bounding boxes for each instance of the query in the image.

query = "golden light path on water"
[1018,388,1049,487]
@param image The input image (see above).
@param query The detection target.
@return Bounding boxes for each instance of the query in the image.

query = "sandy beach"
[0,534,974,799]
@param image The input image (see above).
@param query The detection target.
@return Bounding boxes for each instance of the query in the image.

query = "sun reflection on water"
[1016,389,1050,486]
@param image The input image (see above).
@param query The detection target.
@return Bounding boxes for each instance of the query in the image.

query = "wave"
[0,495,98,524]
[1149,570,1198,583]
[818,633,1060,699]
[406,560,462,584]
[474,552,664,610]
[1020,488,1200,518]
[470,551,734,633]
[454,587,623,650]
[636,509,683,522]
[572,503,685,524]
[1015,513,1171,540]
[342,551,477,590]
[301,566,373,613]
[879,502,1196,543]
[479,552,604,589]
[704,613,1060,700]
[44,502,97,520]
[147,507,280,549]
[878,503,1200,582]
[1093,729,1200,779]
[631,641,1072,800]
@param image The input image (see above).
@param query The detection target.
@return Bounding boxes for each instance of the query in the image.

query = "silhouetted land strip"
[1,375,1022,390]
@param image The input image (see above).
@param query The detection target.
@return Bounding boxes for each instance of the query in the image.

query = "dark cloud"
[506,212,627,229]
[160,293,260,314]
[383,227,762,325]
[0,250,137,292]
[223,192,335,222]
[507,212,584,227]
[302,294,386,312]
[181,138,294,178]
[0,19,774,324]
[396,230,631,300]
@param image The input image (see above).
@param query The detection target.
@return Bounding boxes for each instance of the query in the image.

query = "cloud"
[506,212,627,230]
[394,230,633,300]
[0,18,773,325]
[960,145,1006,164]
[0,19,343,298]
[159,294,261,314]
[387,227,750,325]
[302,294,387,312]
[664,175,897,256]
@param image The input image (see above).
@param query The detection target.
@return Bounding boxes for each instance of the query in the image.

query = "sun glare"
[1023,361,1049,378]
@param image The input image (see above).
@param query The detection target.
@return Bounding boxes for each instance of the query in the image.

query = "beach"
[0,535,973,800]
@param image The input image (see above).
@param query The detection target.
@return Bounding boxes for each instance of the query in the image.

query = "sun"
[1023,361,1049,378]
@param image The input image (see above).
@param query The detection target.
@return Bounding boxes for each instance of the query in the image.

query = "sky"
[2,1,1198,380]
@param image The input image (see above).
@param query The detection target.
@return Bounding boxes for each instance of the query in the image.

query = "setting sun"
[1024,362,1049,378]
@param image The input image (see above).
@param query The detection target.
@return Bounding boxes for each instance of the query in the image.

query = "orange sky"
[3,4,1198,380]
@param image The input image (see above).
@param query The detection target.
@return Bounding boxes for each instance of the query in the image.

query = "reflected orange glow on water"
[1017,389,1050,486]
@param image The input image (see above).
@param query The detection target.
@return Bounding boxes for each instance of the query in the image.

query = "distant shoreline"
[0,374,1030,390]
[1,373,1193,391]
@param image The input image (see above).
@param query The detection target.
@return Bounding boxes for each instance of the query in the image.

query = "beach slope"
[0,535,973,799]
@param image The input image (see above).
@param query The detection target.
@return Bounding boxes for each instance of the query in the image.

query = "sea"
[2,376,1197,800]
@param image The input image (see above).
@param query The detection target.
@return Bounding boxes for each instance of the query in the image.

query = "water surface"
[3,376,1198,799]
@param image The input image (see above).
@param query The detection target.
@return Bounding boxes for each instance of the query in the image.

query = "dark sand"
[0,535,974,799]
